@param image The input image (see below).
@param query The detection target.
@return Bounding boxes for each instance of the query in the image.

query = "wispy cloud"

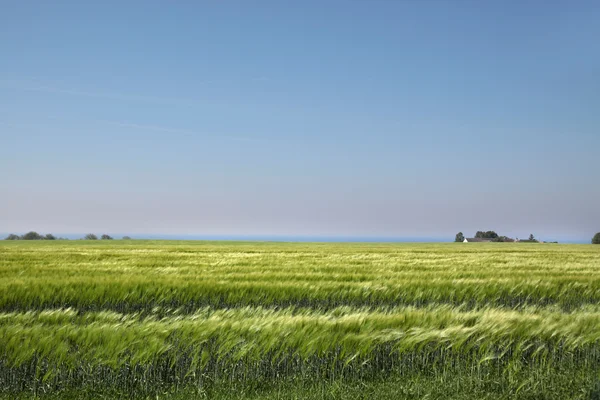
[0,121,18,128]
[0,79,282,143]
[0,120,49,130]
[0,77,272,106]
[0,79,199,106]
[98,120,259,142]
[0,113,280,143]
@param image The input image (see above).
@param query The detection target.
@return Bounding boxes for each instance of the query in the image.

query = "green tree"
[4,234,20,240]
[455,232,465,242]
[101,234,113,240]
[122,236,132,240]
[475,231,498,239]
[529,234,535,241]
[21,231,43,240]
[44,234,56,240]
[593,233,600,244]
[84,234,98,240]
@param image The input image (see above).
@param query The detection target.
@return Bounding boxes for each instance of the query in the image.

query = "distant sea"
[129,235,452,243]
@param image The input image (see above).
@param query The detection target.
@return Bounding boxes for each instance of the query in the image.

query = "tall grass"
[0,241,599,398]
[0,241,598,311]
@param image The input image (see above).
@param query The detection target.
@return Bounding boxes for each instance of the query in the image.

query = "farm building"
[463,238,493,243]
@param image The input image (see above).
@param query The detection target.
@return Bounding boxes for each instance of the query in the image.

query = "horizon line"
[0,232,590,244]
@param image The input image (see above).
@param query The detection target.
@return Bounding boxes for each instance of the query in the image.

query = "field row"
[2,278,599,312]
[1,241,599,397]
[1,242,599,311]
[1,306,599,393]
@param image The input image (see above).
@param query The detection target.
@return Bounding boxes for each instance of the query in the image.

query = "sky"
[1,1,599,242]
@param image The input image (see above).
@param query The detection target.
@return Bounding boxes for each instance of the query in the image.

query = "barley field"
[0,241,599,399]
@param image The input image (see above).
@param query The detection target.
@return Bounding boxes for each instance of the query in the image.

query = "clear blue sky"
[1,1,598,241]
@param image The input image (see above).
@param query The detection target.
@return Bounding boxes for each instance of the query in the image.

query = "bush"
[21,231,43,240]
[4,234,20,240]
[84,234,98,240]
[492,236,515,242]
[593,233,600,244]
[101,234,113,240]
[475,231,499,239]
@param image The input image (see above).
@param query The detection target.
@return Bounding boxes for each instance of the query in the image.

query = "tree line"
[5,231,600,244]
[455,231,524,242]
[455,231,540,243]
[4,232,132,240]
[457,231,600,244]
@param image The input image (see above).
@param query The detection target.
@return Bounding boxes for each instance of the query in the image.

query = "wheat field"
[0,241,599,399]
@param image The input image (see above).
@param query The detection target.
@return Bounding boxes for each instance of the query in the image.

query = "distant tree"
[84,234,98,240]
[492,236,515,243]
[518,234,539,243]
[44,234,56,240]
[455,232,465,242]
[101,234,113,240]
[4,234,20,240]
[593,233,600,244]
[475,231,498,239]
[122,236,132,240]
[21,231,43,240]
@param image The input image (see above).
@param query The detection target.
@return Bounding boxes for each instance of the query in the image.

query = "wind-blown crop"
[0,241,598,398]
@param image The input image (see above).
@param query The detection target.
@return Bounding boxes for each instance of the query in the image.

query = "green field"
[0,241,599,399]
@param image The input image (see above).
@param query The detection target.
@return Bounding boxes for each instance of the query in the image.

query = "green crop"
[0,241,598,398]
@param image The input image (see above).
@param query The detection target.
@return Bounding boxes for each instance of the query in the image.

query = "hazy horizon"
[2,2,599,241]
[0,232,590,244]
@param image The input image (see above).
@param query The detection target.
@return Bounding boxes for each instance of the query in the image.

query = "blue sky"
[1,1,599,241]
